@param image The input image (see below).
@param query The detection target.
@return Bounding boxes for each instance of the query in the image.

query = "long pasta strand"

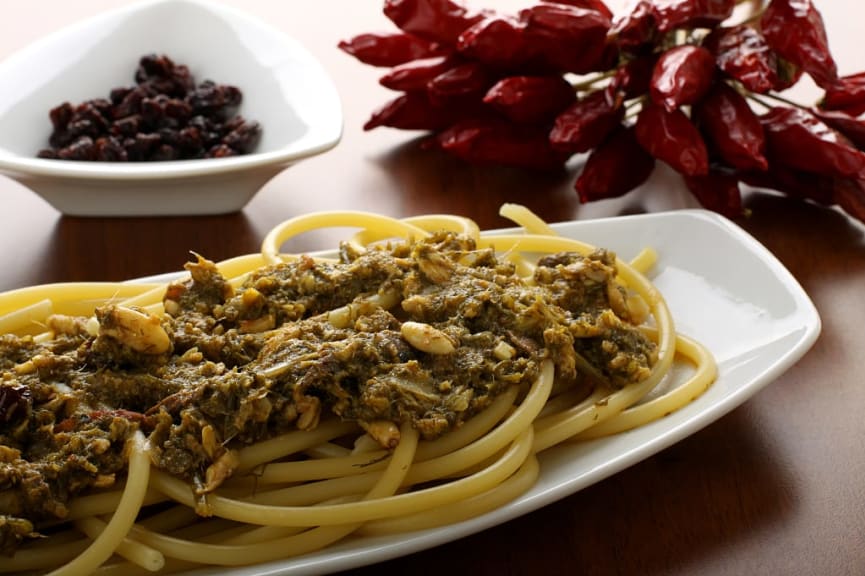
[46,432,151,576]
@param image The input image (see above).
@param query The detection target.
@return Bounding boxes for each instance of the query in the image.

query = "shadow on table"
[371,137,583,228]
[30,211,259,284]
[741,190,865,286]
[371,138,738,228]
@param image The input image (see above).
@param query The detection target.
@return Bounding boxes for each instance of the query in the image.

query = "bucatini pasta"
[0,204,716,574]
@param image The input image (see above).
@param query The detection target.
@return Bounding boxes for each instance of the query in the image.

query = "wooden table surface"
[2,2,864,575]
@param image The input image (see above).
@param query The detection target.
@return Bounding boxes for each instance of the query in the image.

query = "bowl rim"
[0,0,343,181]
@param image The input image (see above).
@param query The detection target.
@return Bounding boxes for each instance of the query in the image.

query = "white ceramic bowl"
[0,0,342,216]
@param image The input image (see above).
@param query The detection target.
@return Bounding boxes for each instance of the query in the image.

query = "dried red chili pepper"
[519,4,611,74]
[761,107,865,179]
[809,108,865,151]
[541,0,613,20]
[550,90,624,154]
[833,178,865,223]
[821,72,865,118]
[337,32,449,67]
[635,102,709,176]
[348,0,865,226]
[650,45,715,111]
[760,0,837,88]
[364,91,461,131]
[427,61,493,103]
[378,56,456,91]
[575,125,655,202]
[596,39,621,72]
[651,0,735,33]
[435,117,568,169]
[611,0,655,51]
[384,0,486,44]
[693,82,768,171]
[610,54,656,99]
[456,16,529,69]
[739,164,835,206]
[483,76,576,124]
[683,171,743,218]
[704,25,778,94]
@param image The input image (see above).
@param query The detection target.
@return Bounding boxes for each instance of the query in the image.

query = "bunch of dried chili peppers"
[339,0,865,223]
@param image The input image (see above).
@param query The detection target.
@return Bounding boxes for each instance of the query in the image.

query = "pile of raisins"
[37,54,262,162]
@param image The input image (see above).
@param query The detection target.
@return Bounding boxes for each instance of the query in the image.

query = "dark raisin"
[177,126,202,155]
[188,115,221,145]
[187,81,242,119]
[57,136,95,160]
[74,101,110,125]
[110,86,133,105]
[89,98,113,117]
[122,137,140,160]
[136,54,175,83]
[0,382,31,425]
[187,115,211,130]
[49,130,75,149]
[207,143,238,158]
[143,77,178,97]
[186,80,218,112]
[223,120,262,154]
[222,85,242,109]
[170,64,195,95]
[111,114,141,137]
[65,119,96,139]
[158,127,181,147]
[220,115,246,135]
[94,136,128,162]
[141,95,165,124]
[150,143,180,161]
[126,132,162,160]
[113,87,147,119]
[48,102,74,131]
[164,98,191,121]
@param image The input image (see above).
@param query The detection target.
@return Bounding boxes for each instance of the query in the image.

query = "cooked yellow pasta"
[0,205,716,574]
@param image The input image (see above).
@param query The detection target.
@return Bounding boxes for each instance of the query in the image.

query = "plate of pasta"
[0,206,819,575]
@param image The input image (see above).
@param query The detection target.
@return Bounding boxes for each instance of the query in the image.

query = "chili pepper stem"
[747,90,809,111]
[623,98,645,121]
[737,11,764,27]
[570,70,616,93]
[732,0,766,27]
[745,93,774,111]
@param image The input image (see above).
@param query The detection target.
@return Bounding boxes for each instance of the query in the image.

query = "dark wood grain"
[1,2,864,575]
